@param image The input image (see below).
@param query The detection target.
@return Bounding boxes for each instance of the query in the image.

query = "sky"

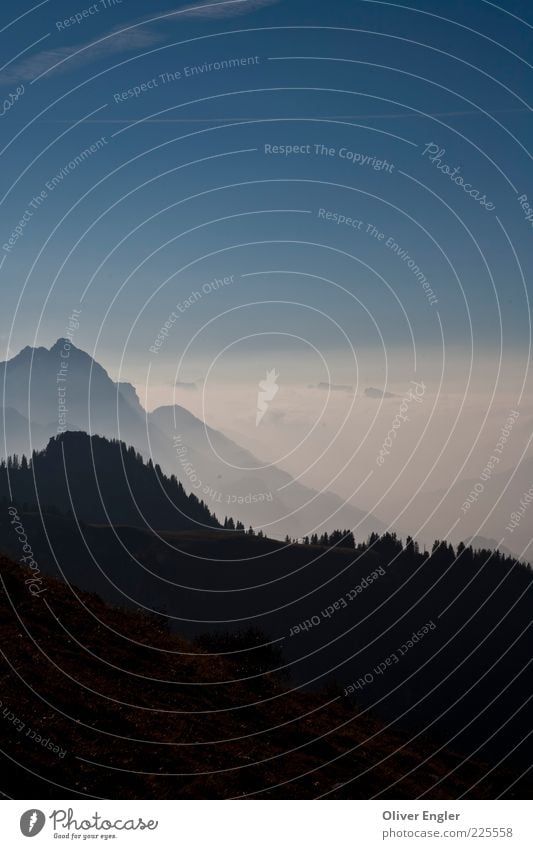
[0,0,532,542]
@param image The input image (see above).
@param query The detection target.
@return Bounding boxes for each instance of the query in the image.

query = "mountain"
[0,339,148,451]
[1,552,526,799]
[466,536,517,560]
[0,406,52,458]
[0,483,530,772]
[0,421,530,773]
[385,459,533,564]
[0,431,219,532]
[148,404,384,540]
[0,341,385,540]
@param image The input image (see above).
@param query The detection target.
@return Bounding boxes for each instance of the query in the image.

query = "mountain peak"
[50,337,79,352]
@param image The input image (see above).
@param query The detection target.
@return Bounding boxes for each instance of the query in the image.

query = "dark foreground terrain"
[0,554,530,800]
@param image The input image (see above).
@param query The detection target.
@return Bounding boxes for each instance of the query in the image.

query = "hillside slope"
[0,554,528,800]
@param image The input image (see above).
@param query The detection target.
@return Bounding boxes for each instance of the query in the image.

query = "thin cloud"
[365,387,399,399]
[0,0,281,86]
[0,26,162,85]
[180,0,280,17]
[314,382,354,393]
[174,381,198,391]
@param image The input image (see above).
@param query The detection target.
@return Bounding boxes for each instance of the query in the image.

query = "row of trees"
[280,528,524,568]
[0,434,221,532]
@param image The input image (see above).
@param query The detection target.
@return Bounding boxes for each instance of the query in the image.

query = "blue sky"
[0,0,532,392]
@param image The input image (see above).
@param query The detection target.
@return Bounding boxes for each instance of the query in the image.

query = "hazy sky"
[1,0,532,546]
[1,0,532,360]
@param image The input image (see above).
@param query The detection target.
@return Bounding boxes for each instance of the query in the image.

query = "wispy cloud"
[314,382,354,393]
[180,0,280,17]
[0,0,281,86]
[0,27,161,86]
[365,387,399,399]
[174,381,198,391]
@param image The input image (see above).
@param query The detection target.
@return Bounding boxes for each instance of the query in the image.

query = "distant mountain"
[386,459,533,564]
[0,431,219,532]
[148,404,385,540]
[467,536,517,560]
[0,341,385,540]
[0,406,53,458]
[0,339,148,451]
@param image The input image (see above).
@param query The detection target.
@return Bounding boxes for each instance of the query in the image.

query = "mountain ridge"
[0,340,385,540]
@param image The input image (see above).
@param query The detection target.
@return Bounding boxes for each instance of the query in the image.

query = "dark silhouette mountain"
[0,340,385,539]
[0,485,530,775]
[0,552,528,799]
[0,431,219,532]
